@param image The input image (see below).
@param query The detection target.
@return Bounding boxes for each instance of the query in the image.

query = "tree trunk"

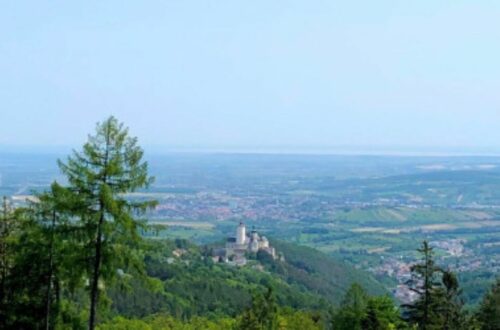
[88,213,104,330]
[44,210,56,330]
[88,122,110,330]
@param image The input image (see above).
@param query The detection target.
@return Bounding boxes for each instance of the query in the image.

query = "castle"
[213,222,276,265]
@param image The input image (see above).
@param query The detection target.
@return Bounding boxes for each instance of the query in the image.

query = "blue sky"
[1,1,500,153]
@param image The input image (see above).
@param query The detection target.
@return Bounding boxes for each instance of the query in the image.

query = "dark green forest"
[1,117,499,329]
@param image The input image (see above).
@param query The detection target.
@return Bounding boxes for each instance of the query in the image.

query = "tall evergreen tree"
[441,270,466,330]
[2,183,81,329]
[6,209,55,329]
[36,182,82,330]
[403,241,443,330]
[58,116,156,330]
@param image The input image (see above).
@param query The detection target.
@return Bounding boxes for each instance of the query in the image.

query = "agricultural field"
[2,152,500,305]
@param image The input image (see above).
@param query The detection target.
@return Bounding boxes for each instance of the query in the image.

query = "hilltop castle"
[213,222,276,265]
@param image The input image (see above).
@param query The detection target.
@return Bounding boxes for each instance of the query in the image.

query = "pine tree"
[441,270,466,330]
[58,116,156,329]
[403,241,443,330]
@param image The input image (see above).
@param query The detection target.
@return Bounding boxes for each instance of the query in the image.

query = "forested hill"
[269,239,387,299]
[108,237,387,320]
[3,118,499,329]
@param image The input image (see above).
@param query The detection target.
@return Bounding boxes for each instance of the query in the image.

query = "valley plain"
[2,152,500,305]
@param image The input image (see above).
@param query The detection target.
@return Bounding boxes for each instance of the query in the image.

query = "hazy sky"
[1,1,500,152]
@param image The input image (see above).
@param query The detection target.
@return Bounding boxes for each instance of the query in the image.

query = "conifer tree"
[2,182,82,329]
[403,241,444,330]
[477,278,500,330]
[36,182,82,330]
[58,116,156,330]
[441,270,466,330]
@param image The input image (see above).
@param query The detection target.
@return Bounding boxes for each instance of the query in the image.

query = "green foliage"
[362,296,407,330]
[97,316,152,330]
[237,287,279,330]
[277,309,323,330]
[97,314,236,330]
[58,116,156,329]
[477,278,500,330]
[0,197,17,327]
[331,283,368,330]
[108,239,329,320]
[0,183,92,329]
[441,270,467,330]
[403,241,470,330]
[0,192,60,328]
[331,284,405,330]
[269,240,387,303]
[402,241,444,329]
[1,117,497,330]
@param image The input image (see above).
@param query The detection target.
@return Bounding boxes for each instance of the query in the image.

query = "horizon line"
[3,144,500,158]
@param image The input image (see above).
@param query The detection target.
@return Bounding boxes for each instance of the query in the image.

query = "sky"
[1,1,500,154]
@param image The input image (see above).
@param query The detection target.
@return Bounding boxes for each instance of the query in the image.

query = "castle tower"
[251,226,259,241]
[250,239,259,252]
[236,222,246,245]
[260,236,269,248]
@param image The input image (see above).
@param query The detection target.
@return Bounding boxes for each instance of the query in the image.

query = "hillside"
[108,238,387,320]
[268,239,387,299]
